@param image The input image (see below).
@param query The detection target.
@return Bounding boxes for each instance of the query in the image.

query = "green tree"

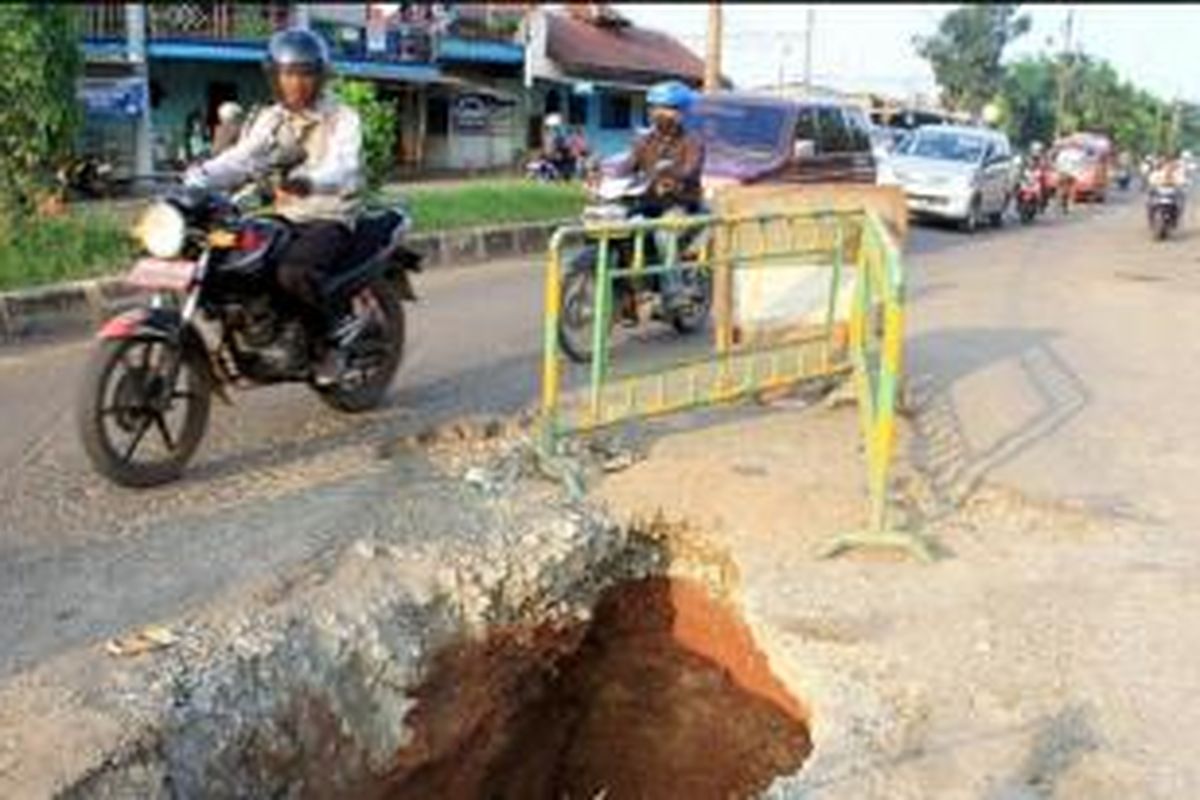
[1179,102,1200,153]
[998,49,1179,159]
[1001,56,1057,147]
[914,4,1032,115]
[331,78,397,192]
[0,5,82,221]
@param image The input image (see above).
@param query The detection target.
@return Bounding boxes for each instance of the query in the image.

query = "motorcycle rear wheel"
[315,278,406,413]
[78,336,212,487]
[671,266,714,334]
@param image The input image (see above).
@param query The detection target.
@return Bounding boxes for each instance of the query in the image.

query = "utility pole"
[1169,99,1182,153]
[777,41,792,95]
[704,1,722,93]
[803,7,814,93]
[1053,7,1075,140]
[126,2,153,181]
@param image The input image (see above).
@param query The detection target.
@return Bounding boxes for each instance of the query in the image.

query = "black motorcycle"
[1147,184,1184,241]
[77,186,421,487]
[558,169,711,363]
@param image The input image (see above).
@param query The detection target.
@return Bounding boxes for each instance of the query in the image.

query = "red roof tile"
[545,11,705,85]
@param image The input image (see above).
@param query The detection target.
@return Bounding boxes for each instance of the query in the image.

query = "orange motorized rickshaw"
[1049,133,1113,203]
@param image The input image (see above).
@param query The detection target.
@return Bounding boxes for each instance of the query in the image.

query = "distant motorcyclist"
[184,28,365,384]
[211,101,245,156]
[1027,141,1047,169]
[1149,149,1187,189]
[612,80,706,313]
[541,113,575,180]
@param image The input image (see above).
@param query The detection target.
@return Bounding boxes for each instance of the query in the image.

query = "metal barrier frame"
[538,207,933,560]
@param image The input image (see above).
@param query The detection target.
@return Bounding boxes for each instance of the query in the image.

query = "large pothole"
[376,576,811,799]
[26,483,811,799]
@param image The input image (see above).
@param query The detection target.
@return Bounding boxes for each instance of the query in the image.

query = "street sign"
[452,94,491,134]
[79,78,146,118]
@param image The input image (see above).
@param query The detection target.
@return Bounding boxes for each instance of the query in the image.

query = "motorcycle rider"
[613,80,706,315]
[540,113,574,180]
[1026,141,1054,204]
[184,28,364,384]
[1149,148,1187,189]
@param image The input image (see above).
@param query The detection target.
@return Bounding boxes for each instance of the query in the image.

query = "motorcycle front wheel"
[558,248,623,365]
[78,336,212,487]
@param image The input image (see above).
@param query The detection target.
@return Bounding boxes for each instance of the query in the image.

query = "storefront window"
[427,94,449,136]
[568,94,588,126]
[600,93,632,130]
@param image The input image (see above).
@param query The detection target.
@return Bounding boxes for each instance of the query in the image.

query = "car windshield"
[686,100,790,168]
[901,130,987,163]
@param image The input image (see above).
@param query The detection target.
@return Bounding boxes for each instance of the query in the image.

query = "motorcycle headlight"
[134,202,187,259]
[583,204,628,222]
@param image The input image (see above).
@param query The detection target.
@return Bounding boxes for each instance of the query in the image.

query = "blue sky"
[612,4,1200,103]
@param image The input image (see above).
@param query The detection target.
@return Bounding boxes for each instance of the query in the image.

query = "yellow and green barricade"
[537,198,931,560]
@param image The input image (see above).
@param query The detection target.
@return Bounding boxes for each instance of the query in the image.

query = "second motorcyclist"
[611,80,706,315]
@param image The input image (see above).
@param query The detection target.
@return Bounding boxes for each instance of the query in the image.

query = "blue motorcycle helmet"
[646,80,696,113]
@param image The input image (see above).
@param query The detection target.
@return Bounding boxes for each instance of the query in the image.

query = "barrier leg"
[540,240,565,454]
[588,237,614,427]
[822,217,938,562]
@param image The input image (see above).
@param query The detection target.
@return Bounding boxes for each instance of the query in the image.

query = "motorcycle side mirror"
[793,139,816,160]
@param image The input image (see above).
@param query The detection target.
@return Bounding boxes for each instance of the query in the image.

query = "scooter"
[1147,184,1184,241]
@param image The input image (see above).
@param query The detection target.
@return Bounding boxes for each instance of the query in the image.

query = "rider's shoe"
[312,313,366,387]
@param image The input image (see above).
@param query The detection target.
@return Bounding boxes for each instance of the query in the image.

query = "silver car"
[882,125,1017,233]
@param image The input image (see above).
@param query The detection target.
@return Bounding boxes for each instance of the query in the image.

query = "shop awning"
[333,60,442,83]
[144,40,443,83]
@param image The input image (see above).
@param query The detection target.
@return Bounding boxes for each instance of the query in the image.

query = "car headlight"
[134,202,187,259]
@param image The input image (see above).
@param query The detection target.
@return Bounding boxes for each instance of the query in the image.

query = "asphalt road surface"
[2,190,1196,677]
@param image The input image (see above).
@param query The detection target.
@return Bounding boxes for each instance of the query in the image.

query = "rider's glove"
[278,176,313,198]
[182,165,209,189]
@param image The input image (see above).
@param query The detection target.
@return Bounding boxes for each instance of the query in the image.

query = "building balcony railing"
[78,2,125,40]
[78,2,524,68]
[147,3,291,41]
[79,2,292,42]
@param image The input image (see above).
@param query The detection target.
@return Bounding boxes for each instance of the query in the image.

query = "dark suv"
[686,93,878,190]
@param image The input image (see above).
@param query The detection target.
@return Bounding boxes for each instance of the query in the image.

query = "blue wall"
[148,60,271,163]
[538,83,648,159]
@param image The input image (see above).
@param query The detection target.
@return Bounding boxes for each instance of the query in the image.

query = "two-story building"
[523,4,707,159]
[77,2,527,180]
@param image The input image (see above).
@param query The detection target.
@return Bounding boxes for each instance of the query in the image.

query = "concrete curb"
[0,218,568,344]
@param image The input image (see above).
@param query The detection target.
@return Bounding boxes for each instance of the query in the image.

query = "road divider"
[0,218,570,342]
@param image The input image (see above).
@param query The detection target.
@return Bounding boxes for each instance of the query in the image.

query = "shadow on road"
[185,349,544,486]
[904,326,1091,521]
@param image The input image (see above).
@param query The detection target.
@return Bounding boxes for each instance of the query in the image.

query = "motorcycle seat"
[338,210,406,272]
[318,210,410,302]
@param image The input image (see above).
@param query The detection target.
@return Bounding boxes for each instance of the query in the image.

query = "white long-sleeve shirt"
[184,97,364,225]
